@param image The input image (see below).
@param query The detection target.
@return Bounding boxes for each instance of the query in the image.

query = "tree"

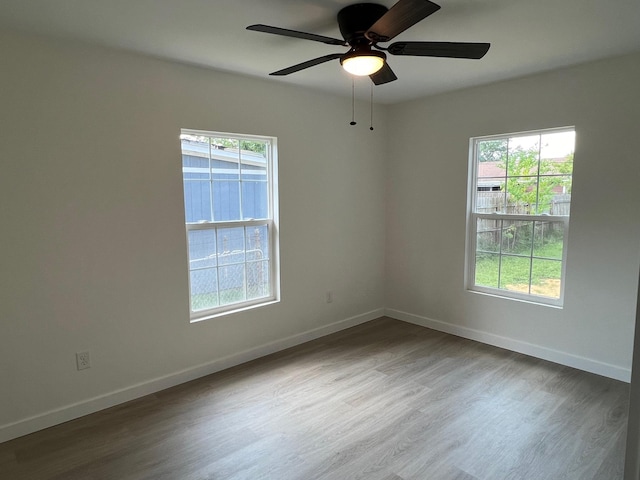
[501,147,571,214]
[478,139,507,162]
[182,134,267,156]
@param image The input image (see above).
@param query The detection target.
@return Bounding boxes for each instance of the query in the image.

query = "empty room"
[1,0,640,479]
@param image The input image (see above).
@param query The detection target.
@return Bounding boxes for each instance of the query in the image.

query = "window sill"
[190,298,280,323]
[466,288,564,309]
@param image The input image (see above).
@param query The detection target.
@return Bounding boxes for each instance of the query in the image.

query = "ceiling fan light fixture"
[341,49,386,76]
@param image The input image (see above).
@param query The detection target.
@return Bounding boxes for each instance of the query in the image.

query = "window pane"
[240,140,268,181]
[183,180,212,223]
[188,230,217,268]
[477,163,506,180]
[506,177,537,214]
[507,135,539,175]
[217,227,245,264]
[533,176,557,214]
[246,225,269,260]
[506,141,540,215]
[540,130,575,160]
[501,220,533,255]
[551,185,571,215]
[212,159,239,182]
[211,138,240,182]
[188,226,272,310]
[211,138,238,150]
[533,221,564,260]
[241,160,267,182]
[477,139,507,164]
[241,142,268,220]
[190,268,218,311]
[247,260,270,300]
[475,253,499,288]
[531,258,562,298]
[242,181,268,219]
[247,224,270,301]
[181,136,210,178]
[476,188,506,215]
[476,217,500,253]
[213,181,241,221]
[217,226,246,306]
[240,140,267,160]
[219,264,246,306]
[182,155,209,180]
[499,255,531,293]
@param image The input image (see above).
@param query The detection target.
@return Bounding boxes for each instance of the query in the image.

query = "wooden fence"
[476,192,570,216]
[476,192,570,249]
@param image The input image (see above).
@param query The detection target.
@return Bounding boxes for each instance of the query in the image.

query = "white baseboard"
[0,308,384,444]
[385,308,631,383]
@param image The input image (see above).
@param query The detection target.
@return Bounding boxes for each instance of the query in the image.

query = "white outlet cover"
[76,351,91,370]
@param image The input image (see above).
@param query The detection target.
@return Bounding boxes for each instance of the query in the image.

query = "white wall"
[2,26,639,444]
[385,52,640,381]
[0,30,387,441]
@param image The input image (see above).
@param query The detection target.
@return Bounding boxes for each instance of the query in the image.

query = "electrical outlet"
[76,351,91,370]
[326,291,333,304]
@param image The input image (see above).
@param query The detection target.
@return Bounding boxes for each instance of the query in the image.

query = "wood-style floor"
[0,317,629,479]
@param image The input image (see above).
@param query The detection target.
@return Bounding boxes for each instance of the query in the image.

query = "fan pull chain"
[350,77,357,126]
[370,83,374,131]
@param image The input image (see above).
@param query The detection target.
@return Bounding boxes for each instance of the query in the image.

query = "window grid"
[467,127,574,306]
[182,129,278,320]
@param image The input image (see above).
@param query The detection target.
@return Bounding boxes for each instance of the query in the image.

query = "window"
[181,129,279,320]
[466,127,575,306]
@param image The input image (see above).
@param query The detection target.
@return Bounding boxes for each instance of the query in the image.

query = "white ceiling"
[1,0,639,104]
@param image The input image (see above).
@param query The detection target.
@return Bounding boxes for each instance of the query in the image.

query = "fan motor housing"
[337,3,388,45]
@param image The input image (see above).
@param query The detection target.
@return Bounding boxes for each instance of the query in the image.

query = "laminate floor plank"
[0,317,629,479]
[593,427,628,479]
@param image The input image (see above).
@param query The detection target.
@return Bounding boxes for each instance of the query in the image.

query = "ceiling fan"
[247,0,490,85]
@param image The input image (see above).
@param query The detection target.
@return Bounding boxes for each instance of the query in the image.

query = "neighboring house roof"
[181,139,266,167]
[478,157,571,180]
[478,162,505,179]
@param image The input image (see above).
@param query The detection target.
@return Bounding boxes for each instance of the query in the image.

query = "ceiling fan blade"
[366,0,441,43]
[247,24,346,46]
[388,41,490,59]
[370,63,398,85]
[270,53,344,76]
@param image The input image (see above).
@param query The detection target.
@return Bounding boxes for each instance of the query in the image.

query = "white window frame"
[465,127,574,307]
[181,129,280,321]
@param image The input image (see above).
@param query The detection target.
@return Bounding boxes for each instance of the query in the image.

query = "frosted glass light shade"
[341,51,385,76]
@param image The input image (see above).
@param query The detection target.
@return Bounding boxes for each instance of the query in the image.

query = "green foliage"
[183,135,267,156]
[475,221,564,298]
[241,140,267,156]
[501,147,572,214]
[474,133,572,300]
[556,153,573,193]
[213,139,267,156]
[477,220,564,256]
[477,139,507,162]
[475,239,563,296]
